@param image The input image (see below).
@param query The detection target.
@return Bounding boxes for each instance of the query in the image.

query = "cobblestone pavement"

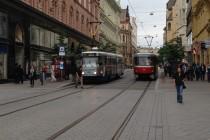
[0,69,210,140]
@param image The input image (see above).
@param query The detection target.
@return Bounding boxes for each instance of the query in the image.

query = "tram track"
[0,84,75,106]
[46,80,137,140]
[0,74,130,118]
[0,86,94,117]
[112,81,151,140]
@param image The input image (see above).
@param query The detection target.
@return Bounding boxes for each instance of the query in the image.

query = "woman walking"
[29,65,36,87]
[174,67,185,103]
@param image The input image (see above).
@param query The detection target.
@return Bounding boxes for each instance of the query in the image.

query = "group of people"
[15,62,83,88]
[29,64,48,87]
[164,63,207,81]
[165,62,208,104]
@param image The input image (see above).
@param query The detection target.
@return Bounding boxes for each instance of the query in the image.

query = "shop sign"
[59,46,65,56]
[0,47,7,53]
[60,61,64,70]
[204,40,210,48]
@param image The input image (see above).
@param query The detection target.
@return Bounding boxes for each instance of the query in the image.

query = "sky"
[120,0,168,48]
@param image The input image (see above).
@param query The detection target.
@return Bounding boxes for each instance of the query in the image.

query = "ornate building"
[0,0,100,81]
[120,6,133,67]
[99,0,121,53]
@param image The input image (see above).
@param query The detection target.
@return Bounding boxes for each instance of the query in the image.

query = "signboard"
[60,61,64,70]
[204,41,210,48]
[59,46,65,56]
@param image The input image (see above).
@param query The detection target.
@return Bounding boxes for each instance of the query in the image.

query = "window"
[0,12,8,39]
[168,22,171,31]
[81,15,84,24]
[76,11,79,22]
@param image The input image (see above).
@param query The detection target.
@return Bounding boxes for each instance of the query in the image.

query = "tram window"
[83,57,98,68]
[134,57,152,66]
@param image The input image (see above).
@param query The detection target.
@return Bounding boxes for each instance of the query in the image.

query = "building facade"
[99,0,121,53]
[0,0,100,81]
[130,17,138,51]
[120,6,133,67]
[192,0,210,65]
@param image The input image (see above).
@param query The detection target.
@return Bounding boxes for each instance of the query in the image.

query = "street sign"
[60,61,64,70]
[59,46,65,56]
[204,40,210,48]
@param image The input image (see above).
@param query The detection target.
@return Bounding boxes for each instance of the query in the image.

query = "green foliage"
[98,42,116,53]
[158,43,185,64]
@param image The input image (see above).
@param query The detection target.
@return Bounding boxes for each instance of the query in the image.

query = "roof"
[82,51,123,57]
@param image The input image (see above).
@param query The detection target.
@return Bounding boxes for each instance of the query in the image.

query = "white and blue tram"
[82,51,124,81]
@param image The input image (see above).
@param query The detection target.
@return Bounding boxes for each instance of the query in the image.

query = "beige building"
[166,0,188,47]
[99,0,121,53]
[192,0,210,65]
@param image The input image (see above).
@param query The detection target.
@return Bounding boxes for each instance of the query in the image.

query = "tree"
[158,43,185,64]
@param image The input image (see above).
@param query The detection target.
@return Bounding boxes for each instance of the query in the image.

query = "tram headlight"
[82,71,85,75]
[94,71,97,75]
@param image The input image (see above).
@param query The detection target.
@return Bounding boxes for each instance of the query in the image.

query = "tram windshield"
[134,57,153,66]
[83,57,98,68]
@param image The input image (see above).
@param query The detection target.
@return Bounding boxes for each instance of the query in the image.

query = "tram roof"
[82,51,122,57]
[134,53,157,56]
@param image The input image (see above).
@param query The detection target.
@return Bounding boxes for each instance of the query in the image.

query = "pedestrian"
[174,67,185,103]
[201,64,206,81]
[75,65,83,88]
[51,65,56,82]
[164,64,168,76]
[29,65,36,87]
[17,65,24,84]
[40,64,47,85]
[14,63,18,83]
[71,61,77,83]
[195,63,201,81]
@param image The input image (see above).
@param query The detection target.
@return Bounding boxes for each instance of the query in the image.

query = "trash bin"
[208,65,210,82]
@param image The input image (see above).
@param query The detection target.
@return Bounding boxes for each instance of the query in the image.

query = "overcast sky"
[120,0,168,48]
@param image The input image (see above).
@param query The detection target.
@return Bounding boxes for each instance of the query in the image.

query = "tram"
[82,51,124,81]
[133,53,158,80]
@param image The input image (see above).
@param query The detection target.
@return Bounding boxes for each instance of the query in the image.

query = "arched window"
[69,6,74,25]
[76,11,79,22]
[81,15,84,24]
[168,22,171,31]
[61,1,66,22]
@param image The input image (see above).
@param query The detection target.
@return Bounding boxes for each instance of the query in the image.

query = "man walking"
[174,67,185,103]
[201,64,206,81]
[75,66,83,88]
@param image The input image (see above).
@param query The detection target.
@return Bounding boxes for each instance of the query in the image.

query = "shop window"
[30,25,40,46]
[0,12,8,39]
[15,25,24,43]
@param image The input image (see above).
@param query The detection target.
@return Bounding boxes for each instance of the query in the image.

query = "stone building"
[0,0,100,81]
[192,0,210,65]
[99,0,121,53]
[120,6,133,67]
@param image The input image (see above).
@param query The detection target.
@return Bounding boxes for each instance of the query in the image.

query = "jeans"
[176,85,183,103]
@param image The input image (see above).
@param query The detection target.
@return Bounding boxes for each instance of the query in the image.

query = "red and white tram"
[133,53,158,80]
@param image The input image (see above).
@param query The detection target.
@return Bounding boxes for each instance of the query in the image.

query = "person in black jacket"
[174,67,185,103]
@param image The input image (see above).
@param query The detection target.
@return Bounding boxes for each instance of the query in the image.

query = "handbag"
[183,81,187,89]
